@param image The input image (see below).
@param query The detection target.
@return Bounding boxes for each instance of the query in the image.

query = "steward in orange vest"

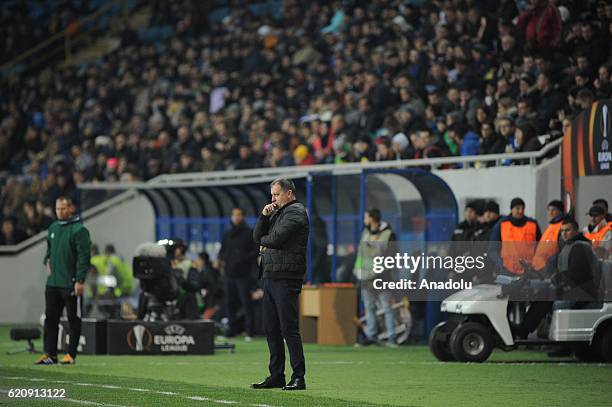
[532,200,564,270]
[583,205,612,248]
[489,197,541,275]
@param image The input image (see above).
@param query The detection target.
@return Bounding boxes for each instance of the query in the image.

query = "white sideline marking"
[0,389,130,407]
[1,376,275,406]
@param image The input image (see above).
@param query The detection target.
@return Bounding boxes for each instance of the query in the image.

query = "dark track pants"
[262,278,305,380]
[224,277,256,337]
[44,286,82,358]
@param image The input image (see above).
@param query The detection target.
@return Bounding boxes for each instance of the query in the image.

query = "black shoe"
[510,323,528,340]
[282,377,306,391]
[547,347,572,357]
[356,337,378,347]
[251,376,285,389]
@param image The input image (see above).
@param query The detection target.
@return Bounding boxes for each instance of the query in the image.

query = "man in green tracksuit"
[35,196,91,365]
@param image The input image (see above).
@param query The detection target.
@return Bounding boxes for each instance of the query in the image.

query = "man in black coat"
[252,178,309,391]
[513,219,599,339]
[218,207,258,338]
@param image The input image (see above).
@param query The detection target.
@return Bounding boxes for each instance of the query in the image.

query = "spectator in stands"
[576,88,595,111]
[448,122,480,159]
[593,65,612,99]
[413,128,449,159]
[489,197,542,275]
[516,0,562,52]
[478,122,504,156]
[532,200,565,270]
[516,97,539,131]
[234,144,261,170]
[0,216,28,245]
[374,136,396,161]
[574,21,610,71]
[535,71,565,130]
[353,136,374,163]
[513,122,542,164]
[22,199,53,238]
[2,0,610,231]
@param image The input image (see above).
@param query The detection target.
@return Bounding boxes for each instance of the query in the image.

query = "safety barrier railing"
[78,137,563,190]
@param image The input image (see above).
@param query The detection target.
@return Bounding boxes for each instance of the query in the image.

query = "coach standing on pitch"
[252,178,309,391]
[35,196,91,365]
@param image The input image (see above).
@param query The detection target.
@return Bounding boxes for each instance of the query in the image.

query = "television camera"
[132,239,198,321]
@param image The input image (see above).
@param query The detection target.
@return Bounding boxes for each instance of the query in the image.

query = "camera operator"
[134,241,202,321]
[177,258,203,320]
[172,241,205,319]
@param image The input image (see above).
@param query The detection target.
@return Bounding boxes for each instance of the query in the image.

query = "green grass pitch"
[0,325,611,406]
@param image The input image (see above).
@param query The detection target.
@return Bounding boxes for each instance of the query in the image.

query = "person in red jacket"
[516,0,562,52]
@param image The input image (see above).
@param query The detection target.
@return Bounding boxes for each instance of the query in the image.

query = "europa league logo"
[127,324,153,352]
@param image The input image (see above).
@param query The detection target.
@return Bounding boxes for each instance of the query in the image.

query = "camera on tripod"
[133,240,183,321]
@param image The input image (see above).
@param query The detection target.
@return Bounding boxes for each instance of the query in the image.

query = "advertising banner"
[107,320,214,355]
[562,100,612,211]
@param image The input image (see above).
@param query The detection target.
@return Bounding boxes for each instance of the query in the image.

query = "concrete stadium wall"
[0,194,155,324]
[434,155,561,228]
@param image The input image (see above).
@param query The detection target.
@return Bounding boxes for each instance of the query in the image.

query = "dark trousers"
[523,301,589,333]
[44,286,82,358]
[224,277,255,337]
[522,301,553,333]
[263,278,305,380]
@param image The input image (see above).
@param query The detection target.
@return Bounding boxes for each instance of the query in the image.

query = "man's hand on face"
[262,203,278,216]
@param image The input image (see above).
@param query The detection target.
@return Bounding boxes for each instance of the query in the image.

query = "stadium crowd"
[1,0,612,244]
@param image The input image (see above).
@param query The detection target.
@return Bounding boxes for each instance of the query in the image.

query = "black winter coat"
[219,222,258,278]
[253,200,309,280]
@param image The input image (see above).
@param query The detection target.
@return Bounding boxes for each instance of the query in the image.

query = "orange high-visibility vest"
[532,221,562,270]
[584,222,612,248]
[501,220,538,275]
